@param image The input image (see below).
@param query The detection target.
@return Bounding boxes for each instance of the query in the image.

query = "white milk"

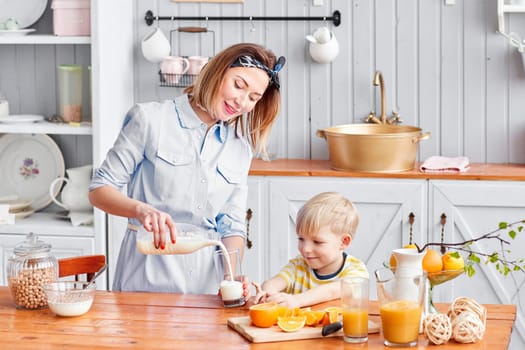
[220,280,243,301]
[136,235,235,282]
[137,237,219,255]
[48,299,93,317]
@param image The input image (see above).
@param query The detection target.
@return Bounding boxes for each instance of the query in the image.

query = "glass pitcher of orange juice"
[375,267,426,347]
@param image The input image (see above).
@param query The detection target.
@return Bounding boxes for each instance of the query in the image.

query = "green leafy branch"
[417,219,525,277]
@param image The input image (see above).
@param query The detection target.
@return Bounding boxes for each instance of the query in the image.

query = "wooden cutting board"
[227,316,380,343]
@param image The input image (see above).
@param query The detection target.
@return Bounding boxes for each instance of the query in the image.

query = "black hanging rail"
[145,10,341,27]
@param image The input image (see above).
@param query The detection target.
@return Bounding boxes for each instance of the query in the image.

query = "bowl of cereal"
[43,281,95,317]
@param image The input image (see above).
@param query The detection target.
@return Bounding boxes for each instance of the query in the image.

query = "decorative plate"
[0,114,44,123]
[0,0,48,29]
[0,134,65,211]
[0,29,36,37]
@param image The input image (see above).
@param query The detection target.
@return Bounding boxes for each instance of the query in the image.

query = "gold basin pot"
[317,124,430,172]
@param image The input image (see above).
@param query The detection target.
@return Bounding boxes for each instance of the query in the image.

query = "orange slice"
[249,302,279,328]
[304,310,326,326]
[277,305,291,317]
[277,315,307,332]
[322,306,342,324]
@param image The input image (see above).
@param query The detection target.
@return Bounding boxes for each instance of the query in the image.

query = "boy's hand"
[264,292,300,309]
[251,281,269,304]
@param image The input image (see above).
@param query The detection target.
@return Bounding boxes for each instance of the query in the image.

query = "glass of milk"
[213,248,245,307]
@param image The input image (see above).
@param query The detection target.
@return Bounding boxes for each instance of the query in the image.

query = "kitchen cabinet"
[0,0,135,289]
[428,180,525,349]
[245,176,428,299]
[243,172,525,349]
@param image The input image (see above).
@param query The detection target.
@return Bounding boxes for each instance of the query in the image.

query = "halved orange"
[277,315,307,332]
[249,302,279,328]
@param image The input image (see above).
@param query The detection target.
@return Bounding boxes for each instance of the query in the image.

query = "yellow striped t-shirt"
[276,253,369,294]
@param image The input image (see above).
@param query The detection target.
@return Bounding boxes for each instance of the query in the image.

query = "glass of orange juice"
[341,276,369,343]
[375,267,426,347]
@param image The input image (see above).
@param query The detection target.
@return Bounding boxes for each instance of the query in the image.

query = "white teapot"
[49,165,93,212]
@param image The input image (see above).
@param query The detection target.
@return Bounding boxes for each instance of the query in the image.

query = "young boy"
[252,192,368,308]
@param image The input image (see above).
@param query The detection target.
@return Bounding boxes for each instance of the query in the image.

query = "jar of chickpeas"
[7,233,58,309]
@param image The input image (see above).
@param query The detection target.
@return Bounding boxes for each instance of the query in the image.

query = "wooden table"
[0,287,516,349]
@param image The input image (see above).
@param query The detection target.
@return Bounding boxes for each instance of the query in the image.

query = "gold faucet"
[365,71,403,125]
[373,71,387,124]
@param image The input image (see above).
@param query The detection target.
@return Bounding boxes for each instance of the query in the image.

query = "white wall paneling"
[135,0,525,164]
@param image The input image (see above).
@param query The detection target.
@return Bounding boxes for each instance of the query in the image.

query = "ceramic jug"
[49,165,93,212]
[389,248,428,332]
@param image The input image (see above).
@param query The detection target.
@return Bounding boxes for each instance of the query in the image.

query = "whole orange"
[249,302,279,328]
[442,251,465,271]
[422,249,443,273]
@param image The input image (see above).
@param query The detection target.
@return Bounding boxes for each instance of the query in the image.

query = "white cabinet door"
[0,234,95,286]
[266,177,428,298]
[243,177,267,286]
[429,180,525,349]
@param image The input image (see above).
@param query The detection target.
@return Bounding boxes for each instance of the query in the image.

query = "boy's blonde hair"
[296,192,359,238]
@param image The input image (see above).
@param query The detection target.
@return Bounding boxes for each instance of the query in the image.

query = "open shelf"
[0,35,90,45]
[0,212,93,236]
[0,121,92,135]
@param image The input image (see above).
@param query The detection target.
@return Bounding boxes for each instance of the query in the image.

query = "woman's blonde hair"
[184,43,282,158]
[296,192,359,238]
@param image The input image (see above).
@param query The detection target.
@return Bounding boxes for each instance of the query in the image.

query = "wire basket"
[159,26,215,88]
[159,70,199,88]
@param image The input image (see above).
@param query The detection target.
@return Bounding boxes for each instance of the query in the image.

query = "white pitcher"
[49,165,93,212]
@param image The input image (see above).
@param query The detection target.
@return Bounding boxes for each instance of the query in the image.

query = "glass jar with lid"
[7,233,58,309]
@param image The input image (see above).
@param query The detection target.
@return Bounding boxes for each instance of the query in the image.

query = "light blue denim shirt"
[90,94,252,293]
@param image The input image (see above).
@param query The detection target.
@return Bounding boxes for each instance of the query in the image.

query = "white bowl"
[43,281,95,317]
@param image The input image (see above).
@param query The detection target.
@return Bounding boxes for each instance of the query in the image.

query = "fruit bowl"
[427,269,464,286]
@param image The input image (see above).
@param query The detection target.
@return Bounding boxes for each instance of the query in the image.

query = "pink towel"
[420,156,470,173]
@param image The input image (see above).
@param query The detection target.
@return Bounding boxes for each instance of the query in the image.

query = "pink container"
[52,0,91,36]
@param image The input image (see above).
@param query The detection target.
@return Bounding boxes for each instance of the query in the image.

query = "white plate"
[0,114,44,123]
[0,198,33,212]
[14,207,35,220]
[0,134,65,211]
[0,29,36,37]
[0,0,48,29]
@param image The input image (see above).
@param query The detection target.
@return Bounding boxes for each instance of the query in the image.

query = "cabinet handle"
[246,208,253,249]
[440,213,447,254]
[408,212,415,244]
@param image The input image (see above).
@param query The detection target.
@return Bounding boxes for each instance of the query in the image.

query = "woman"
[89,43,285,293]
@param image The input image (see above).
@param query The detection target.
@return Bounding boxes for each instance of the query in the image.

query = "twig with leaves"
[416,220,525,277]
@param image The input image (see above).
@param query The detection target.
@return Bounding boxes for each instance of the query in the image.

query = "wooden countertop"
[249,159,525,181]
[0,287,516,349]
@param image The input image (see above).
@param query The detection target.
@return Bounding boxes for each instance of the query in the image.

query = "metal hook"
[249,16,255,32]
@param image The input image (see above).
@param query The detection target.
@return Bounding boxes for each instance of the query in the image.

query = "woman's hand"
[136,203,177,249]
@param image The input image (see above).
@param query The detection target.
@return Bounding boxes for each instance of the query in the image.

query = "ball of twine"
[451,310,485,343]
[423,313,452,345]
[448,296,487,325]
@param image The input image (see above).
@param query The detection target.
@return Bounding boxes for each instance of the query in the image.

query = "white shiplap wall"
[136,0,525,164]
